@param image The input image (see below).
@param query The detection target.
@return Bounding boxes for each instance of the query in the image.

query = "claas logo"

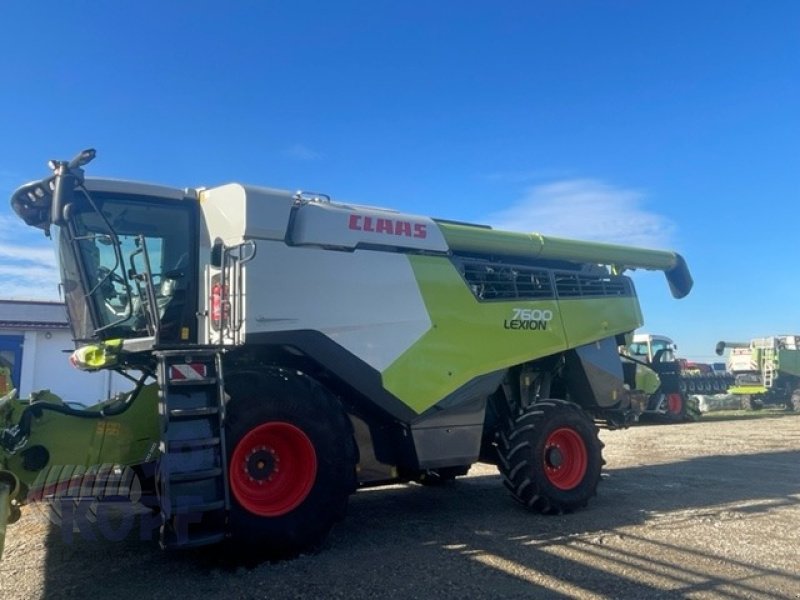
[348,214,427,239]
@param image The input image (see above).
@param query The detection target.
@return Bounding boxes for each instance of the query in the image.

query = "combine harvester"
[0,150,692,559]
[716,336,800,411]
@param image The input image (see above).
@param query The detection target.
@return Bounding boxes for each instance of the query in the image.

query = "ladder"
[155,348,229,549]
[762,347,775,389]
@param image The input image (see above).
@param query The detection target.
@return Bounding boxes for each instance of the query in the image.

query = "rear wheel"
[497,399,603,514]
[225,369,357,559]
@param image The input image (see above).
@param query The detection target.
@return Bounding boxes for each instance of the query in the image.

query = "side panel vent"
[456,257,633,301]
[554,273,633,298]
[460,260,554,301]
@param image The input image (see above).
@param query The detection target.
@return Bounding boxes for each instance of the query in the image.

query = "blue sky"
[0,1,797,361]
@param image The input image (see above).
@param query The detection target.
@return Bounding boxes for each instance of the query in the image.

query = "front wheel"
[225,369,357,559]
[497,399,603,514]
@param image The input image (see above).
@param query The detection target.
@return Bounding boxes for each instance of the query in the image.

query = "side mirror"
[50,171,76,226]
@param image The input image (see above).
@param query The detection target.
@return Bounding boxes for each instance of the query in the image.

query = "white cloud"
[487,179,675,249]
[284,143,321,161]
[0,214,60,300]
[0,242,57,268]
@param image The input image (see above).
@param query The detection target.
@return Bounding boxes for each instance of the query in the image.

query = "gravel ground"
[1,411,799,599]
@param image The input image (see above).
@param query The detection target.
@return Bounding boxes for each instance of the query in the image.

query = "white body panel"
[197,184,448,361]
[199,184,296,245]
[728,348,755,372]
[239,242,432,372]
[290,200,448,252]
[199,183,448,251]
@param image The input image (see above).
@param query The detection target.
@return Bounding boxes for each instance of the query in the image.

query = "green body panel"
[635,363,661,395]
[0,386,160,492]
[381,255,643,413]
[558,296,643,349]
[777,349,800,378]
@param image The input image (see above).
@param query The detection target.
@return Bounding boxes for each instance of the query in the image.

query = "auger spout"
[715,341,750,356]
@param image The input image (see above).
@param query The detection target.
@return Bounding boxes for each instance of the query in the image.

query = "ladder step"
[171,500,225,514]
[167,437,221,451]
[166,377,218,387]
[170,468,223,482]
[169,407,220,418]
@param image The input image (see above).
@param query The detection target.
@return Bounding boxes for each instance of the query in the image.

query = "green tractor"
[0,150,692,559]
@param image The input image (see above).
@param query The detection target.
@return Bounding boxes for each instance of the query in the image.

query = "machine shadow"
[39,449,800,599]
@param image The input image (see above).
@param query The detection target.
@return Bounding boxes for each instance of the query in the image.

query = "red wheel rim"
[667,393,683,415]
[543,427,588,490]
[229,422,317,517]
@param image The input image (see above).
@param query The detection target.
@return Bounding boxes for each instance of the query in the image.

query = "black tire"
[683,396,701,421]
[497,399,603,514]
[742,395,763,411]
[224,369,357,559]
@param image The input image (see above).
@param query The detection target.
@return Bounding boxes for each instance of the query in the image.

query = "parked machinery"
[716,336,800,410]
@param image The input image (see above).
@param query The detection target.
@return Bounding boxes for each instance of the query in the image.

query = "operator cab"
[11,152,199,349]
[629,334,677,363]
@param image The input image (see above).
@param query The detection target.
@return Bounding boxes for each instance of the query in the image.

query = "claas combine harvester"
[0,150,692,559]
[716,336,800,411]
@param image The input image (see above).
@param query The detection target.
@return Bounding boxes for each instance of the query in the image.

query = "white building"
[0,299,134,405]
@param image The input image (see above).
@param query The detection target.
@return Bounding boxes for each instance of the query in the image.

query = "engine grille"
[456,258,633,301]
[553,272,633,298]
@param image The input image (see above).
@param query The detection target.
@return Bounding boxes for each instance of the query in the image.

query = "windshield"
[649,339,675,362]
[627,338,675,362]
[59,194,195,342]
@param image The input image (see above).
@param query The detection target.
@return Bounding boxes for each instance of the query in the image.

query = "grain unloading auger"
[0,149,692,560]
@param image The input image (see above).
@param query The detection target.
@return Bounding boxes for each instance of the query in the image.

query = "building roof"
[0,299,69,330]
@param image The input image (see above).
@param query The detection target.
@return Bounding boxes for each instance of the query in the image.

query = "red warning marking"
[169,363,207,381]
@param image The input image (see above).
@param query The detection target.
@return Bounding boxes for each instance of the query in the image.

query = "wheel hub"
[542,427,588,491]
[545,446,564,468]
[245,447,277,482]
